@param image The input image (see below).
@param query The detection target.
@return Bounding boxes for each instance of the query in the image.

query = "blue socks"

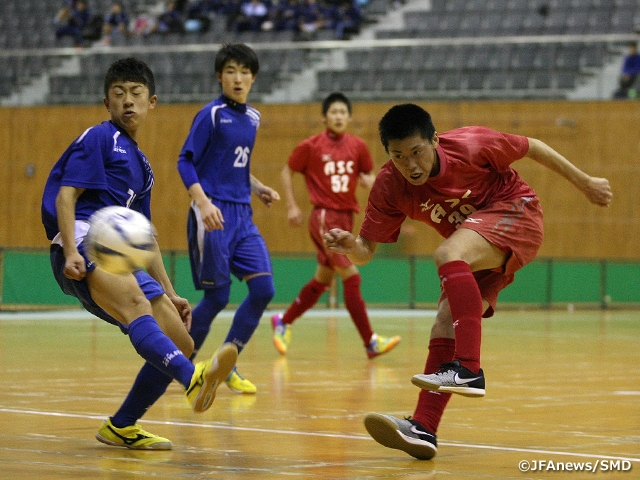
[111,361,172,428]
[225,275,275,353]
[127,314,193,388]
[190,285,230,357]
[111,315,195,428]
[112,275,274,428]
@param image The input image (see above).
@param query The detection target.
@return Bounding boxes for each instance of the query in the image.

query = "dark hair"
[378,104,436,151]
[104,57,155,97]
[214,43,259,75]
[322,92,351,115]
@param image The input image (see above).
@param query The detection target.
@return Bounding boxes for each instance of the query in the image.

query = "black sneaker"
[411,360,485,397]
[364,413,437,460]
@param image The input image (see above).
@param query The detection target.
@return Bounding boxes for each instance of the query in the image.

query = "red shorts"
[442,196,544,317]
[308,207,355,269]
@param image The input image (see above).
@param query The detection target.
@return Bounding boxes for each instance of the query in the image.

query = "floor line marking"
[2,407,638,463]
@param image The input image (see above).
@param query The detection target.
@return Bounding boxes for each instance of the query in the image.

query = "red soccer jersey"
[361,126,536,242]
[288,130,374,212]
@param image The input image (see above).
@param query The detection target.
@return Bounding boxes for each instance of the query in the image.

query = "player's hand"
[583,176,613,207]
[63,252,86,280]
[169,294,192,331]
[255,185,280,207]
[199,200,225,231]
[287,204,303,226]
[358,172,375,189]
[323,228,357,254]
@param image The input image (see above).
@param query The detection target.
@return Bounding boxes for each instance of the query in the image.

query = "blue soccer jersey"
[177,95,261,204]
[41,121,154,240]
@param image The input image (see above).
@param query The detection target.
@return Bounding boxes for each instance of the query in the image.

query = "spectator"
[297,0,328,39]
[152,1,186,34]
[185,1,213,33]
[613,42,640,99]
[102,1,130,45]
[131,13,157,36]
[328,0,362,39]
[54,0,91,48]
[265,0,300,32]
[232,0,269,32]
[202,0,242,16]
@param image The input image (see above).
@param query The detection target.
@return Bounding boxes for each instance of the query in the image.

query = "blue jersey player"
[41,57,238,450]
[177,43,280,394]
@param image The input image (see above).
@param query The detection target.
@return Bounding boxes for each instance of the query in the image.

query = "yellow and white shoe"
[186,342,238,412]
[226,367,257,394]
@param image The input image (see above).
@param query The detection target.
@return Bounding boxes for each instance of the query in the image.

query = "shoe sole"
[226,385,257,394]
[364,414,436,460]
[273,337,287,355]
[411,375,485,398]
[192,343,238,412]
[95,433,173,450]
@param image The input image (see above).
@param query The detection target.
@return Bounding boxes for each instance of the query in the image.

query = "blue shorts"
[50,243,165,333]
[187,200,273,290]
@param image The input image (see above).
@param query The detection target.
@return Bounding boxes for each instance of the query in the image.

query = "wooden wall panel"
[1,100,638,260]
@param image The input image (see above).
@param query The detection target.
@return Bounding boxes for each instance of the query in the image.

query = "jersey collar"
[220,94,247,113]
[108,120,138,147]
[325,129,345,142]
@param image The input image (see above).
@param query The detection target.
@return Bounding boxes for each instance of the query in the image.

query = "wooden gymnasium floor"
[0,308,638,479]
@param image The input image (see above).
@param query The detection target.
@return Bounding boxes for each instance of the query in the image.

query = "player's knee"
[203,286,230,311]
[433,244,458,267]
[247,275,275,307]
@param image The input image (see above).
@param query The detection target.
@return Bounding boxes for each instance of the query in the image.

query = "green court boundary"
[2,247,640,310]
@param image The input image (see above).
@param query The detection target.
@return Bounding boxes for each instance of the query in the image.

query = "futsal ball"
[86,206,156,274]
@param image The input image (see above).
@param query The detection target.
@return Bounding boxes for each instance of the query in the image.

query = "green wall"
[2,249,640,308]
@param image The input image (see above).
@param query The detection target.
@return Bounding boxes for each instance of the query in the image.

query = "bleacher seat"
[0,0,636,104]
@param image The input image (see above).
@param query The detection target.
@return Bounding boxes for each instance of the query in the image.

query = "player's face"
[387,133,439,186]
[324,102,351,134]
[104,81,156,139]
[217,60,256,104]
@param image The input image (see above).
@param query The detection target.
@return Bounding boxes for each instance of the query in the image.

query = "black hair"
[378,104,436,152]
[103,57,155,98]
[214,43,260,75]
[322,92,351,115]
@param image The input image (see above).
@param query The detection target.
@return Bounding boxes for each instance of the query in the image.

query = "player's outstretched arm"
[526,137,613,207]
[323,229,377,266]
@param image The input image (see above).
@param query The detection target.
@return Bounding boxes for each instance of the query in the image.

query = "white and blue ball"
[86,206,156,275]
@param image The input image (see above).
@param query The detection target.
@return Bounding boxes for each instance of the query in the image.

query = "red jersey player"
[271,92,401,359]
[324,103,612,460]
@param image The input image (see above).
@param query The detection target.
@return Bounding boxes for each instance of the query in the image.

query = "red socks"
[412,337,455,433]
[282,278,327,324]
[283,275,373,346]
[342,274,374,345]
[438,260,483,374]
